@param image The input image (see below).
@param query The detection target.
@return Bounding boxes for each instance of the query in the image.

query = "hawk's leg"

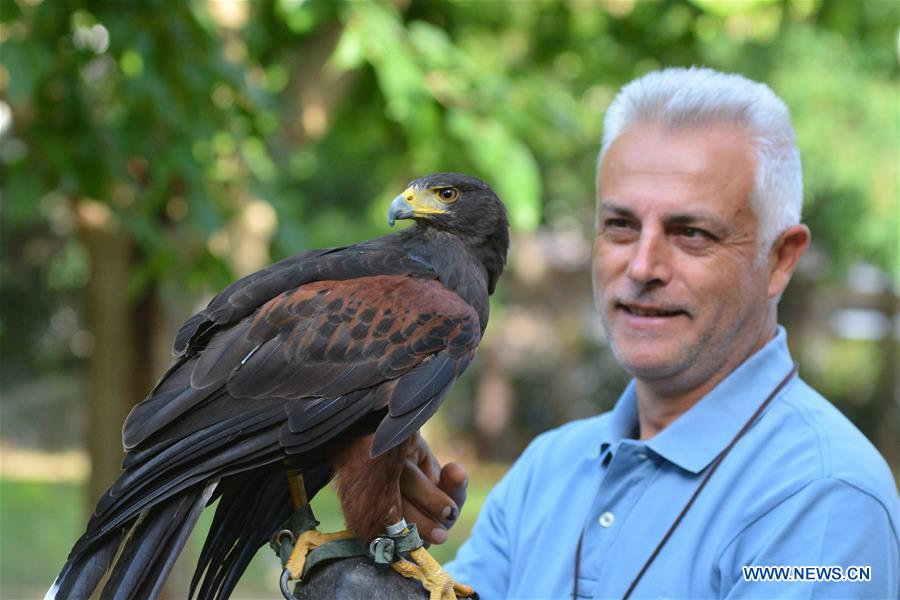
[391,546,476,600]
[282,471,354,580]
[286,469,308,509]
[284,528,355,579]
[329,436,476,598]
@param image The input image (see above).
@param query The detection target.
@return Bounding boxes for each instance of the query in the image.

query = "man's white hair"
[598,66,803,261]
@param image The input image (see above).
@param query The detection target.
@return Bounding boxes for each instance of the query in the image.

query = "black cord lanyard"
[572,364,798,600]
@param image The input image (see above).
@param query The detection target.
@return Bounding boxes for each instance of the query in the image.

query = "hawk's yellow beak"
[388,188,448,227]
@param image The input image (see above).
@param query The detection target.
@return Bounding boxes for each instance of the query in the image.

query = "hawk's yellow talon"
[284,528,354,580]
[391,546,476,600]
[453,580,476,598]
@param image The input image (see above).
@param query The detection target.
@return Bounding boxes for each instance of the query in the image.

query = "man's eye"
[602,218,638,243]
[680,227,709,239]
[606,218,631,229]
[437,188,459,202]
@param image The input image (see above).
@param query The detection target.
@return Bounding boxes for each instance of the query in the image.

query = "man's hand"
[400,432,469,545]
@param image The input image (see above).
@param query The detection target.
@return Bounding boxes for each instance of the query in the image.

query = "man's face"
[593,121,773,393]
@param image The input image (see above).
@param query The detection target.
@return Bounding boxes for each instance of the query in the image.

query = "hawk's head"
[389,172,509,293]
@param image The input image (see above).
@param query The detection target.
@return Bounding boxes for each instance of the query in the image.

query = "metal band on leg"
[385,519,408,536]
[368,521,424,564]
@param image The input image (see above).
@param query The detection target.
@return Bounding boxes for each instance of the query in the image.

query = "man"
[402,67,899,598]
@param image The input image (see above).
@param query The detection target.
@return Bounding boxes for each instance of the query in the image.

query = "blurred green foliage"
[3,0,894,271]
[0,479,86,598]
[2,0,897,377]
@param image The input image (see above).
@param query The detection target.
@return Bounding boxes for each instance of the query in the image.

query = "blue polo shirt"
[446,328,899,598]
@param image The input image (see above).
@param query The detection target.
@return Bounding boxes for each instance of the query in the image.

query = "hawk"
[48,173,508,600]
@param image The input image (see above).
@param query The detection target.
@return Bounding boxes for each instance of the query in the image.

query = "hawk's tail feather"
[99,481,217,600]
[46,529,125,600]
[49,483,215,600]
[190,465,333,600]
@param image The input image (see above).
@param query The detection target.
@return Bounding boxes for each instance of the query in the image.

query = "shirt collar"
[602,326,797,474]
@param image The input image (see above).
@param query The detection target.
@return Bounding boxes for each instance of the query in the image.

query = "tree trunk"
[474,343,514,461]
[79,200,185,594]
[80,209,143,507]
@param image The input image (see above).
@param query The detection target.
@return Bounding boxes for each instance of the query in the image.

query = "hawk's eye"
[437,187,459,203]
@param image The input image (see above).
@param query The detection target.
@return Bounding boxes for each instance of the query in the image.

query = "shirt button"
[598,511,615,528]
[637,452,648,460]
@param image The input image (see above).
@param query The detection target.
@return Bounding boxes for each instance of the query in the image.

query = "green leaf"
[330,18,366,71]
[2,40,42,106]
[1,162,50,225]
[241,136,277,183]
[447,112,542,231]
[690,0,780,17]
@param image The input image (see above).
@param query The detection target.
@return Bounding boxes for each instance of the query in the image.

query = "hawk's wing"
[125,273,480,454]
[172,234,437,358]
[89,272,480,547]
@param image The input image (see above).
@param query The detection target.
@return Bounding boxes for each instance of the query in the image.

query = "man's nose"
[626,228,671,286]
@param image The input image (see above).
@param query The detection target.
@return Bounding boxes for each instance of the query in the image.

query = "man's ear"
[767,224,811,300]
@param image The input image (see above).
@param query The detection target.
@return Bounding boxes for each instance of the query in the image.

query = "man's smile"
[617,301,688,318]
[615,301,690,330]
[615,300,690,322]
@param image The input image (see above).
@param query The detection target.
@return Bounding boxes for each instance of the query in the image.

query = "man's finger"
[439,461,468,511]
[401,499,449,546]
[408,433,441,483]
[400,459,459,526]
